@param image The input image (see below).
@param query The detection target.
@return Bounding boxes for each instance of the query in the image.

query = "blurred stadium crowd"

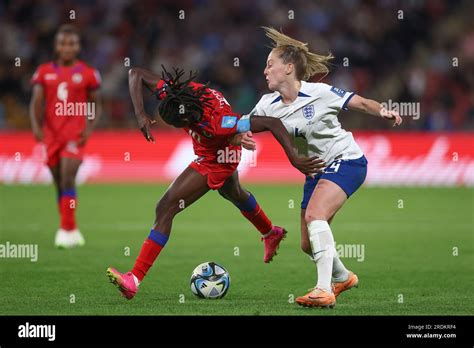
[0,0,473,131]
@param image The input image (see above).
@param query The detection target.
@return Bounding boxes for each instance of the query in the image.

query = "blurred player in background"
[236,27,402,308]
[29,24,102,248]
[106,66,324,300]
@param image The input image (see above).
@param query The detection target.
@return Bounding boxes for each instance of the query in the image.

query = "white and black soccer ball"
[190,262,230,299]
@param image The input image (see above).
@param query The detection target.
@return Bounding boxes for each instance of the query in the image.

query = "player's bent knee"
[155,195,181,218]
[218,185,246,205]
[304,210,329,225]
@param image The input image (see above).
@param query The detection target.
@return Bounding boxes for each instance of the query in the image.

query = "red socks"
[132,230,169,282]
[241,204,273,235]
[237,193,272,235]
[59,189,77,231]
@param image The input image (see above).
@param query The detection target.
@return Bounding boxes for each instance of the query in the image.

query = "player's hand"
[78,129,91,147]
[241,131,256,150]
[231,131,256,150]
[229,134,242,146]
[230,132,256,150]
[380,108,402,127]
[290,155,326,177]
[138,114,156,143]
[32,127,43,142]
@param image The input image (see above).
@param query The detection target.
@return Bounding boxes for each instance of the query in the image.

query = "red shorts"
[45,139,84,168]
[189,159,238,190]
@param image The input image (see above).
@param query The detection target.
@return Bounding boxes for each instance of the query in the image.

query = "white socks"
[332,249,350,282]
[307,220,335,293]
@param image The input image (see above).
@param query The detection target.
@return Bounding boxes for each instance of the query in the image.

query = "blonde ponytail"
[262,26,333,80]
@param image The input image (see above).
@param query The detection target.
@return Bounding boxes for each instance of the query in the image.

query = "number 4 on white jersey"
[326,160,341,173]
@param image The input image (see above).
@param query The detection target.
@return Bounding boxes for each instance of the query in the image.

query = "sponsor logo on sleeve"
[221,116,237,128]
[330,86,346,97]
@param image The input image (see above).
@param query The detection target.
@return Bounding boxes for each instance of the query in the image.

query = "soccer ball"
[190,262,230,299]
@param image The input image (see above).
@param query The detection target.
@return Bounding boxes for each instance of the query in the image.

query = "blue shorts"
[301,155,368,209]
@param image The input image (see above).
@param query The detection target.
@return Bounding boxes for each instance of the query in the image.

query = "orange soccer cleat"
[332,271,359,297]
[295,287,336,308]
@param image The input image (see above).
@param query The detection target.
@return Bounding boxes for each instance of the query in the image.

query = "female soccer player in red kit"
[29,24,102,248]
[106,67,325,299]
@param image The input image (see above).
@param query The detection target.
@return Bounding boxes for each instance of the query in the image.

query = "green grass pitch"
[0,184,472,315]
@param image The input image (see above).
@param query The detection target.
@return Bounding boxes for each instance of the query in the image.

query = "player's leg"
[49,164,64,244]
[300,209,311,255]
[48,164,61,209]
[218,171,286,263]
[300,208,335,256]
[300,208,355,298]
[46,143,69,246]
[299,175,320,256]
[45,143,62,214]
[133,165,210,280]
[301,210,346,278]
[218,171,272,235]
[296,179,347,307]
[107,166,210,299]
[298,157,367,307]
[59,157,81,231]
[55,156,84,248]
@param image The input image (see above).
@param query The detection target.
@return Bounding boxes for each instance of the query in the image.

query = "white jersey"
[250,81,364,166]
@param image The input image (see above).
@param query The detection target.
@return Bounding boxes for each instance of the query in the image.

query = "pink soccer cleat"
[262,226,287,263]
[106,267,138,300]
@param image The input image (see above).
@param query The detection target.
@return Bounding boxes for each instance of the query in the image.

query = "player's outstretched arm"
[29,84,44,142]
[248,116,325,176]
[347,94,402,127]
[128,67,161,142]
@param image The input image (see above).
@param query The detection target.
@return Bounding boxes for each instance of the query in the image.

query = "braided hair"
[156,66,212,128]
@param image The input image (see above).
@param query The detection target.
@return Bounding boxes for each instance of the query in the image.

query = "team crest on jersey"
[72,73,83,84]
[302,104,315,119]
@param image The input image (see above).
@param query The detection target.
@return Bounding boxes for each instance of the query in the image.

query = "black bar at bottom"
[0,315,472,346]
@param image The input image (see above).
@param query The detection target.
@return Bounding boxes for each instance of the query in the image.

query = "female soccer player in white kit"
[237,27,402,308]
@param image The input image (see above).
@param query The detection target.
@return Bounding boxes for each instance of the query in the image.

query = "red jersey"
[31,60,101,143]
[159,81,245,162]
